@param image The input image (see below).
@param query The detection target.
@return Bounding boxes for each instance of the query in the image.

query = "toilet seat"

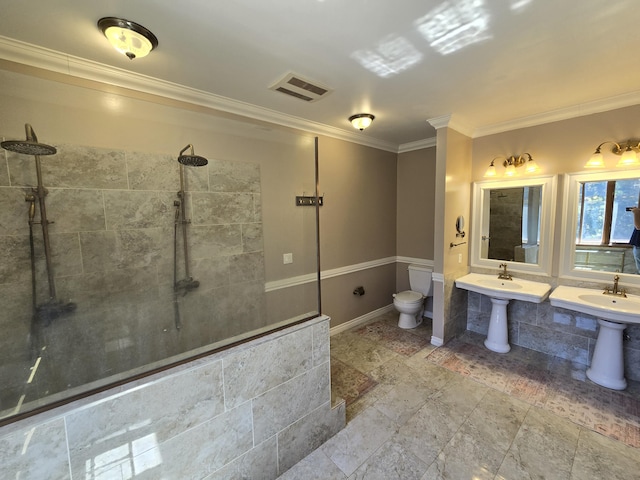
[394,291,423,304]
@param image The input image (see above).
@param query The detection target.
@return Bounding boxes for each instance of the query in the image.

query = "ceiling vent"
[269,72,331,102]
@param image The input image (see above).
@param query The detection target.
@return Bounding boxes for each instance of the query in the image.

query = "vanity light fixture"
[349,113,375,131]
[483,153,539,178]
[98,17,158,60]
[586,140,640,169]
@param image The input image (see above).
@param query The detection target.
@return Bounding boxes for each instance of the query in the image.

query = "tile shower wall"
[0,316,345,479]
[466,292,640,381]
[0,141,266,414]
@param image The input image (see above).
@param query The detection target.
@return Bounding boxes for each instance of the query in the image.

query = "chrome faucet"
[603,275,626,297]
[497,263,512,280]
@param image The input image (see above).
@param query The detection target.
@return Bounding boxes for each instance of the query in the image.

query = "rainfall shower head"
[178,144,208,166]
[1,124,57,156]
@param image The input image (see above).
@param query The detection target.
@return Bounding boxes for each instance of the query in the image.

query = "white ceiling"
[0,0,639,149]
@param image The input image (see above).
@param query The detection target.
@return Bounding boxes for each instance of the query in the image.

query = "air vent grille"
[270,72,331,102]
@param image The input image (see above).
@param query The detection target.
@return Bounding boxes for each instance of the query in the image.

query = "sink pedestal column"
[484,298,511,353]
[586,319,627,390]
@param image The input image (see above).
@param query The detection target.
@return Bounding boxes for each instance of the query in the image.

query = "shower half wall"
[0,125,320,422]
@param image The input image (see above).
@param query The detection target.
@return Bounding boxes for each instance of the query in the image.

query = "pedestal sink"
[455,273,552,353]
[549,285,640,390]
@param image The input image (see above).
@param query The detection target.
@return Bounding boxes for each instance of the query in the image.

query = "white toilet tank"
[408,264,433,296]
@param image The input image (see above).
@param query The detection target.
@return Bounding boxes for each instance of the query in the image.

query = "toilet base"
[398,312,423,329]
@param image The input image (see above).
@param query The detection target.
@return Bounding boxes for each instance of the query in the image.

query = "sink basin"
[455,273,551,303]
[549,285,640,390]
[549,286,640,324]
[455,273,552,354]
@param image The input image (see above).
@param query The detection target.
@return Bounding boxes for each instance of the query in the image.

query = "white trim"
[265,256,431,292]
[558,168,640,289]
[430,336,444,347]
[432,272,445,283]
[398,137,436,153]
[395,257,434,268]
[470,175,557,276]
[472,91,640,138]
[264,273,317,292]
[329,305,395,336]
[3,37,640,152]
[0,36,398,153]
[320,257,397,280]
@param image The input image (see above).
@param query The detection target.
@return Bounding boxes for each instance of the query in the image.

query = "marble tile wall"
[0,141,268,417]
[0,316,344,480]
[467,292,640,381]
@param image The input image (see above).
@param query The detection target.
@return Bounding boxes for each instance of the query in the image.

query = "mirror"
[560,169,640,285]
[471,175,557,275]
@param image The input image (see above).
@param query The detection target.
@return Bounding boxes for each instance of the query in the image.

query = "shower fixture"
[1,124,77,325]
[173,144,208,330]
[178,144,208,167]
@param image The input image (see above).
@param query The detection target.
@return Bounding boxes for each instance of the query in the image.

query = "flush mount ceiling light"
[98,17,158,60]
[349,113,375,131]
[585,140,640,169]
[483,153,540,178]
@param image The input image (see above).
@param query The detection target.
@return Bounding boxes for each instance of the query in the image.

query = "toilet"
[393,264,433,329]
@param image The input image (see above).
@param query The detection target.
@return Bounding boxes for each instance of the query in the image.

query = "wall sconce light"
[349,113,375,131]
[483,153,539,177]
[98,17,158,60]
[585,140,640,169]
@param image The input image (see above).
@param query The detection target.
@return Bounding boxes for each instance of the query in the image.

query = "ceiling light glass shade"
[98,17,158,60]
[584,151,605,168]
[504,162,517,176]
[349,113,374,131]
[616,147,640,168]
[484,162,497,177]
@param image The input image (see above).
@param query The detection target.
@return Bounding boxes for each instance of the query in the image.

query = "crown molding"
[472,91,640,138]
[0,36,399,153]
[398,137,436,153]
[426,114,473,137]
[3,36,638,153]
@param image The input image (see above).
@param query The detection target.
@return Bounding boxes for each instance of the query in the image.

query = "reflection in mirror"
[486,186,541,263]
[471,175,557,275]
[560,169,640,284]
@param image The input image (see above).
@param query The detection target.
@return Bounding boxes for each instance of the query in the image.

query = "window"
[577,179,640,245]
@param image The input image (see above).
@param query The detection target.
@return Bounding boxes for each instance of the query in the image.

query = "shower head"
[1,124,57,156]
[178,144,208,166]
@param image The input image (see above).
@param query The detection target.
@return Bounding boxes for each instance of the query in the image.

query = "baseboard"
[329,304,395,336]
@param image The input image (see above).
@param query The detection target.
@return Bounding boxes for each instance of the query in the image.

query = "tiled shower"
[0,141,267,417]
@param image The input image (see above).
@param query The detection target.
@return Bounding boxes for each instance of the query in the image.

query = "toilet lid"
[395,291,423,303]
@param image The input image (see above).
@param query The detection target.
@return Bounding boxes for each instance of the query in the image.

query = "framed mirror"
[471,175,557,275]
[559,169,640,285]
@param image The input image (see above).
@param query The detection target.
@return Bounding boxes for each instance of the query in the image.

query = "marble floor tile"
[278,313,640,479]
[347,439,428,480]
[320,406,396,477]
[571,428,640,480]
[330,357,377,407]
[496,407,581,480]
[330,331,398,374]
[277,448,346,480]
[352,318,431,356]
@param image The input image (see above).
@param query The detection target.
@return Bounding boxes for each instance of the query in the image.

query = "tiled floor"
[278,311,640,479]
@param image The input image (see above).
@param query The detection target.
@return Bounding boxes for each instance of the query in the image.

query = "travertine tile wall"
[0,316,345,479]
[0,141,267,414]
[467,293,640,381]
